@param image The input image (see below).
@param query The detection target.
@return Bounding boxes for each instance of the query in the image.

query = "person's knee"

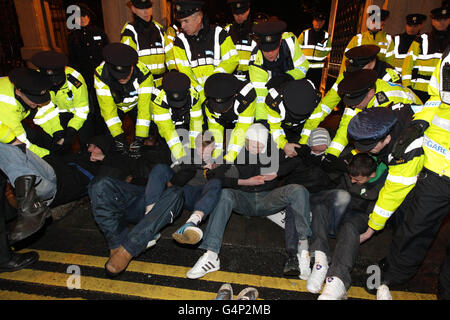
[334,190,351,209]
[287,184,309,202]
[88,176,116,198]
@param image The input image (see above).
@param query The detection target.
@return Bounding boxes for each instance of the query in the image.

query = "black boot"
[8,175,50,243]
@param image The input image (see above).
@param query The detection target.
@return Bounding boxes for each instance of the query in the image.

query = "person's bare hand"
[284,143,301,158]
[360,227,375,244]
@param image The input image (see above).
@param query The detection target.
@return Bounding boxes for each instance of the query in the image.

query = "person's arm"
[284,33,309,80]
[212,27,239,75]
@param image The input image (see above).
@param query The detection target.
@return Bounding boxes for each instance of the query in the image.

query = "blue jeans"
[88,176,184,257]
[0,143,56,203]
[199,184,311,254]
[145,164,222,216]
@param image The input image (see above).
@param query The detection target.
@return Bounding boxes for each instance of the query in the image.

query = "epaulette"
[67,74,82,89]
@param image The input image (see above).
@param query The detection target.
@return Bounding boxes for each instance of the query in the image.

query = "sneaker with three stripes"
[187,251,220,279]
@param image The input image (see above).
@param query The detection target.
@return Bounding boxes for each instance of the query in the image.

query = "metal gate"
[326,0,365,87]
[0,0,24,76]
[45,0,69,54]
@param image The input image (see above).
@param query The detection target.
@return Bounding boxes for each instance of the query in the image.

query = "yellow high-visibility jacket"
[94,61,154,139]
[368,88,449,231]
[0,77,51,157]
[385,33,421,75]
[326,80,422,158]
[150,86,203,160]
[42,66,89,132]
[204,81,256,162]
[121,19,170,87]
[401,33,444,94]
[165,24,180,72]
[0,121,16,144]
[298,28,332,69]
[249,32,309,121]
[172,21,239,100]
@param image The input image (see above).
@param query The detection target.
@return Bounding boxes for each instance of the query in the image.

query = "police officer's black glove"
[320,153,338,173]
[265,73,294,89]
[129,137,145,159]
[113,133,129,156]
[51,130,66,154]
[16,143,27,154]
[63,127,77,152]
[392,120,429,160]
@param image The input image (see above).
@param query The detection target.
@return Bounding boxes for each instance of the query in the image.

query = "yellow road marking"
[0,289,84,300]
[18,249,436,300]
[0,269,215,300]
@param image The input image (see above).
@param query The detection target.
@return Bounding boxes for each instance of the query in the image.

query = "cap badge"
[46,70,54,76]
[443,9,447,15]
[216,98,224,103]
[116,66,123,71]
[236,3,241,8]
[40,90,47,95]
[173,93,180,99]
[176,4,181,11]
[265,35,273,42]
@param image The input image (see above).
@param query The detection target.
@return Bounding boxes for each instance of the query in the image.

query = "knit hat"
[246,123,269,153]
[307,127,331,147]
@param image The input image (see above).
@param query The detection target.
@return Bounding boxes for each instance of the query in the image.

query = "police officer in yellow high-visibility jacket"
[298,11,332,89]
[203,73,256,162]
[401,7,449,104]
[249,20,309,121]
[94,43,154,159]
[350,55,450,299]
[121,0,171,87]
[300,45,401,146]
[265,79,321,156]
[30,51,90,152]
[340,9,393,75]
[150,71,203,160]
[385,14,426,75]
[224,0,257,82]
[0,68,54,158]
[323,69,422,161]
[171,0,239,102]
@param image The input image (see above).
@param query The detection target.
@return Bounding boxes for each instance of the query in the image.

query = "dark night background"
[63,0,333,36]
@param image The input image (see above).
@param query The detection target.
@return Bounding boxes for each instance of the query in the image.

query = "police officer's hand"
[392,120,429,160]
[360,227,375,244]
[113,133,129,156]
[265,73,294,90]
[129,137,145,159]
[283,143,301,158]
[51,130,66,154]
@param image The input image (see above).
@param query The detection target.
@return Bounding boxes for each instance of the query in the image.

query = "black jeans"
[327,210,369,290]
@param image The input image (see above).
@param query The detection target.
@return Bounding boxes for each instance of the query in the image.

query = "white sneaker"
[298,250,311,280]
[318,276,347,300]
[306,252,328,293]
[377,284,393,300]
[186,251,220,279]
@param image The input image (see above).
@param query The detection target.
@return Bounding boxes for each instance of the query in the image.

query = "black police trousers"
[383,168,450,292]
